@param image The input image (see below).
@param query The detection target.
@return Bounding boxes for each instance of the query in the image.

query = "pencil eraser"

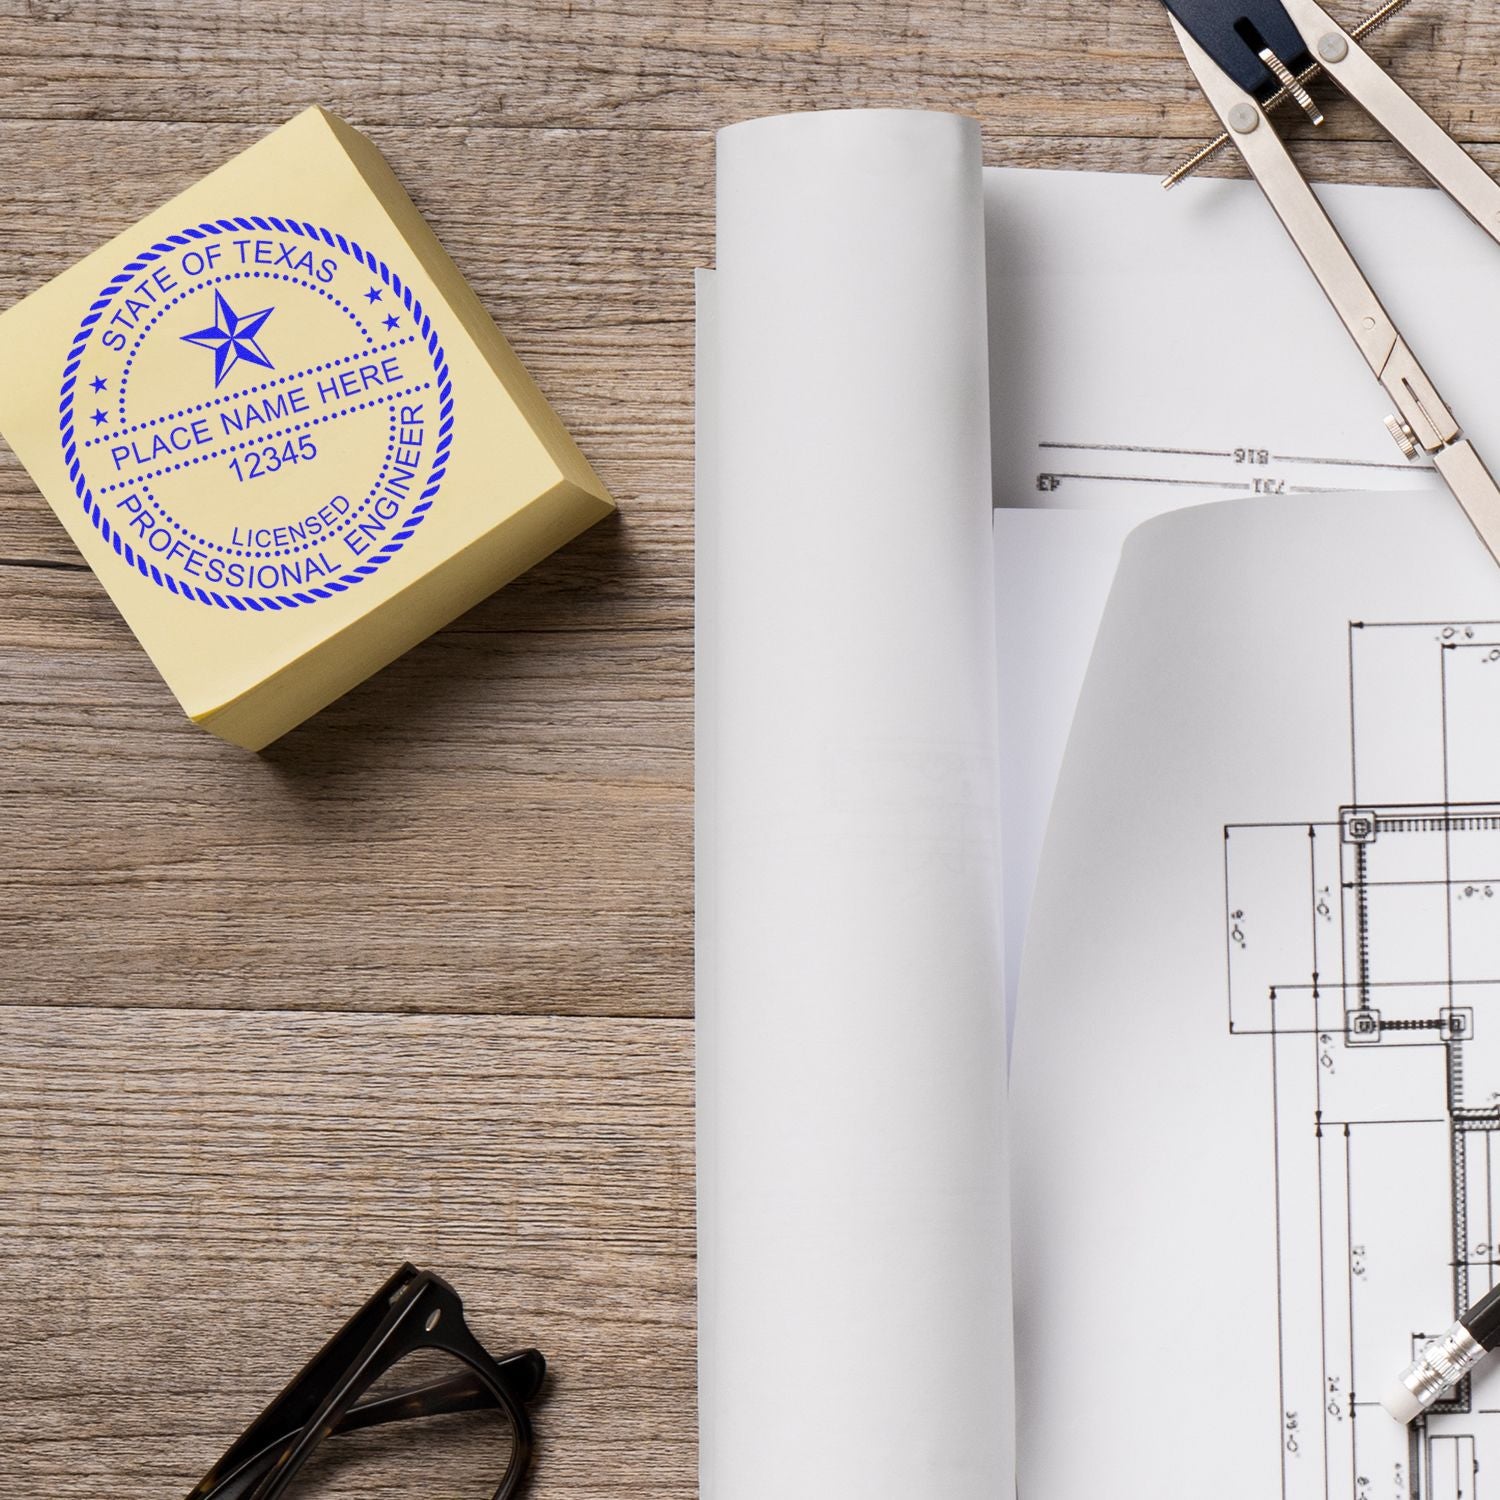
[0,107,614,749]
[1382,1376,1424,1425]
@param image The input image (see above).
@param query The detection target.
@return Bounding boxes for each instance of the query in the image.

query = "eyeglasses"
[187,1264,546,1500]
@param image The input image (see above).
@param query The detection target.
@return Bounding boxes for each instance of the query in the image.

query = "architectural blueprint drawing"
[1227,621,1500,1500]
[1010,494,1500,1497]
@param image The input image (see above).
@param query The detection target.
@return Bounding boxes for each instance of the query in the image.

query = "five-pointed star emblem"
[180,291,275,387]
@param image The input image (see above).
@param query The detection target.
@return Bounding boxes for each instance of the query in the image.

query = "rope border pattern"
[59,217,454,613]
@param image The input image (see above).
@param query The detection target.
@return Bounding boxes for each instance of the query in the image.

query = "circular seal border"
[59,217,455,613]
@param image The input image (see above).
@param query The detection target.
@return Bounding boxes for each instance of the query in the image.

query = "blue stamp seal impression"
[60,218,454,611]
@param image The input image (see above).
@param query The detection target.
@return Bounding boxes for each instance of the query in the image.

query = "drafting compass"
[1159,0,1500,569]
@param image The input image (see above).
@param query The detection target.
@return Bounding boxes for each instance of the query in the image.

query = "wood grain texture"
[0,1007,694,1497]
[0,0,1493,1492]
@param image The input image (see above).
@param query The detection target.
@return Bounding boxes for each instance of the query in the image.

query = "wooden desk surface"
[0,1,1493,1492]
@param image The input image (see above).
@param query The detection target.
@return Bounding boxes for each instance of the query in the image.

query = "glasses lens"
[279,1349,521,1498]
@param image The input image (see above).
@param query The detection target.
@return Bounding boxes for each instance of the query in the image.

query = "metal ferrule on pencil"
[1387,1322,1486,1421]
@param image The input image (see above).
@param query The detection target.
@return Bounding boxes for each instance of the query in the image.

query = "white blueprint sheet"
[988,166,1500,1018]
[698,121,1500,1498]
[1011,491,1500,1497]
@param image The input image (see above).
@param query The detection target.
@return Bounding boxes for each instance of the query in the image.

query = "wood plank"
[0,0,1494,143]
[0,1006,695,1498]
[0,567,691,1015]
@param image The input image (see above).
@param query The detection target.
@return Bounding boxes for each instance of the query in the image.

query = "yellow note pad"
[0,107,613,749]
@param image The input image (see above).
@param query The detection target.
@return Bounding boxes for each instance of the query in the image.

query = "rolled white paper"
[697,110,1013,1499]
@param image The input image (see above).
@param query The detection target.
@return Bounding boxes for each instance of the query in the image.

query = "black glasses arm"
[189,1266,544,1500]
